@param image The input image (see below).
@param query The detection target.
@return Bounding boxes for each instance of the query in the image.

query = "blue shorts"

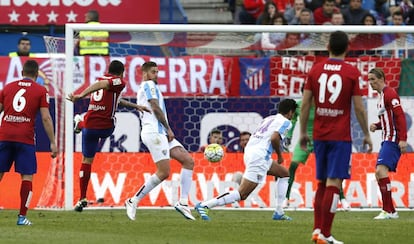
[0,141,37,175]
[314,140,352,180]
[82,128,114,158]
[377,141,401,172]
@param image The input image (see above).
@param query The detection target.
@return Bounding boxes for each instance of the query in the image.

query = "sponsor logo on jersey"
[113,78,122,86]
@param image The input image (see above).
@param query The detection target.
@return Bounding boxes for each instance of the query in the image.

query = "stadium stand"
[180,0,233,24]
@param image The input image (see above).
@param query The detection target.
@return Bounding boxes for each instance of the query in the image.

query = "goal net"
[39,24,414,210]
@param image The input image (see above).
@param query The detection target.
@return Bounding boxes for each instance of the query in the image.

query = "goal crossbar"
[65,23,414,34]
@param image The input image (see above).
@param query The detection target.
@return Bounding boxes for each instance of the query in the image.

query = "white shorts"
[243,153,272,184]
[141,132,183,163]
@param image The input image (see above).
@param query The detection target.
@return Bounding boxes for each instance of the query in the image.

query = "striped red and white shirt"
[375,86,407,143]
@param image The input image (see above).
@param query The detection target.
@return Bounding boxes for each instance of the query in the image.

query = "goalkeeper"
[284,92,350,210]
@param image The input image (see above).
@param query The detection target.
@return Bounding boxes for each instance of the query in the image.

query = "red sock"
[321,186,340,237]
[79,163,92,200]
[378,177,394,213]
[313,182,326,230]
[20,180,32,216]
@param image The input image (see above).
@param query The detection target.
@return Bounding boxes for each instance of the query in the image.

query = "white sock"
[275,177,289,215]
[203,190,241,209]
[132,174,162,206]
[179,168,193,205]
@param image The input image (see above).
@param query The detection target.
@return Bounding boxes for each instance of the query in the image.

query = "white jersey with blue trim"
[137,80,168,135]
[245,113,292,161]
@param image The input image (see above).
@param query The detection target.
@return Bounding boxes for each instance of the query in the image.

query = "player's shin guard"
[314,182,326,231]
[79,163,91,199]
[132,174,162,205]
[20,180,32,216]
[378,177,395,213]
[321,186,340,237]
[203,190,241,209]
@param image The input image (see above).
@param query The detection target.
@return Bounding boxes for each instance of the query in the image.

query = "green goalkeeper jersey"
[286,100,315,140]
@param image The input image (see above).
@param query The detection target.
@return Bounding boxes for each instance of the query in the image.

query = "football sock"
[378,177,395,213]
[286,162,299,199]
[314,182,326,231]
[203,190,241,209]
[275,177,289,215]
[321,186,340,238]
[132,174,162,206]
[79,163,91,199]
[20,180,32,216]
[179,168,193,205]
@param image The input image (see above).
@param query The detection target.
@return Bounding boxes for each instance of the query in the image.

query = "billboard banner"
[0,56,233,97]
[1,152,414,209]
[0,56,403,98]
[0,0,159,25]
[270,56,401,98]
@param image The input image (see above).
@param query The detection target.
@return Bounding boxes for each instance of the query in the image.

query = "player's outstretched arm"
[352,95,373,153]
[118,99,151,113]
[40,107,58,158]
[66,80,109,103]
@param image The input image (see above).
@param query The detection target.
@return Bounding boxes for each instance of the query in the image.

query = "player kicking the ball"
[195,99,297,221]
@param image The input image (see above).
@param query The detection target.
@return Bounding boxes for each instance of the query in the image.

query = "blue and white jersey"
[137,80,168,134]
[245,114,292,161]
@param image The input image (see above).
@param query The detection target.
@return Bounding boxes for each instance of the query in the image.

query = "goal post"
[64,25,75,210]
[56,24,414,210]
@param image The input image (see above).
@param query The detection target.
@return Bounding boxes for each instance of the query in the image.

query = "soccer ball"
[204,143,224,163]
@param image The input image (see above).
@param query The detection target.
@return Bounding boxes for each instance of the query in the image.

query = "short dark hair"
[108,60,124,75]
[240,131,251,137]
[23,60,39,77]
[301,8,312,15]
[274,13,287,25]
[392,11,403,18]
[277,99,297,115]
[361,13,376,25]
[141,61,158,72]
[329,31,348,56]
[210,128,222,135]
[87,10,100,22]
[18,37,30,45]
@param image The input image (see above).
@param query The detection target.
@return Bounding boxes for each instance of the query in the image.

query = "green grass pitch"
[1,208,413,243]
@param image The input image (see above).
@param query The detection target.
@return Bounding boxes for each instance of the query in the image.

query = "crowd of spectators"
[228,0,414,25]
[225,0,414,57]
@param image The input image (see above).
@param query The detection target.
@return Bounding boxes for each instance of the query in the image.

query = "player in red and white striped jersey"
[368,68,407,220]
